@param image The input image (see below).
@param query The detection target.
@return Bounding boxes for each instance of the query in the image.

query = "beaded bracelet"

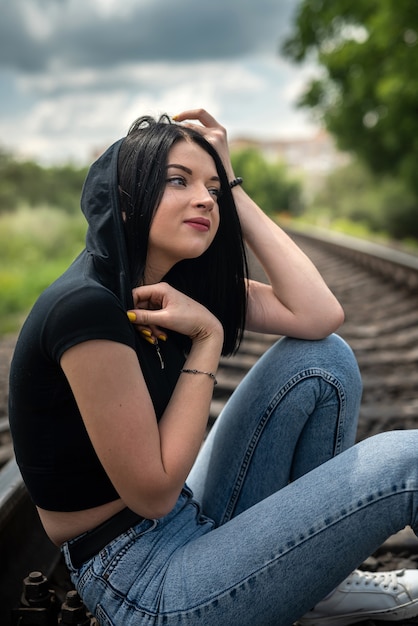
[229,177,243,189]
[180,368,218,385]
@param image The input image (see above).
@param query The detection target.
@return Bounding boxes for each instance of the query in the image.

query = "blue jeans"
[62,335,418,626]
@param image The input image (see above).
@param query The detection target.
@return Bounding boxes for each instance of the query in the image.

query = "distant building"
[230,130,351,196]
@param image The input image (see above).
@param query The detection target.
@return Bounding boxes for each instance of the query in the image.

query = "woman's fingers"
[173,109,232,176]
[139,326,167,344]
[126,314,168,344]
[173,109,227,142]
[127,282,221,341]
[173,108,221,128]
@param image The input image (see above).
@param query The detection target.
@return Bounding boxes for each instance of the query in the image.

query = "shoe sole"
[297,597,418,626]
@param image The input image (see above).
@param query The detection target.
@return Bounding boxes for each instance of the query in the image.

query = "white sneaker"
[297,569,418,625]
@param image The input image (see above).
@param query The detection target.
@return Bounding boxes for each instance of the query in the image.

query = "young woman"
[9,109,418,626]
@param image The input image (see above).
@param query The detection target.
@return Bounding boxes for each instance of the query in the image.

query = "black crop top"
[8,266,186,511]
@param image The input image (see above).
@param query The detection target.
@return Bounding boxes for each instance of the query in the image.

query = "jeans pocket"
[95,603,113,626]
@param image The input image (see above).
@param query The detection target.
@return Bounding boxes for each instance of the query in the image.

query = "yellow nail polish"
[127,311,136,322]
[140,329,152,337]
[144,336,156,345]
[158,334,167,342]
[172,114,179,121]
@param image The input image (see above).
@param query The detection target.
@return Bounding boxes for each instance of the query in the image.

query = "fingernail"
[140,329,152,337]
[127,311,136,322]
[158,334,167,342]
[144,336,156,345]
[172,114,179,121]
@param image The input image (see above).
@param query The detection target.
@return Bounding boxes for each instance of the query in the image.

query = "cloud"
[0,0,295,73]
[0,0,318,163]
[1,60,279,160]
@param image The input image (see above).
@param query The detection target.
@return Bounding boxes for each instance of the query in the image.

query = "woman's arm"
[60,283,223,519]
[173,109,344,339]
[227,187,345,339]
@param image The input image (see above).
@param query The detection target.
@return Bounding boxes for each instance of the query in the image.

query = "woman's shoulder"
[33,250,126,315]
[19,275,134,364]
[42,274,123,313]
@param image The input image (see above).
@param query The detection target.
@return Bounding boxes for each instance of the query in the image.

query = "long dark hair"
[118,115,248,355]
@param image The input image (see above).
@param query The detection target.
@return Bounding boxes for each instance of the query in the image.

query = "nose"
[192,184,215,211]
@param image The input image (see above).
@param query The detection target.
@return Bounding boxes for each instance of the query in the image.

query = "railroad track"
[211,227,418,443]
[1,225,418,624]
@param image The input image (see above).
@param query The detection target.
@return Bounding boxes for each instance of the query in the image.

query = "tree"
[282,0,418,197]
[0,149,87,213]
[230,148,303,216]
[312,160,418,238]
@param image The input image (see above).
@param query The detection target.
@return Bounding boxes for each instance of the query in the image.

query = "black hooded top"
[8,140,186,512]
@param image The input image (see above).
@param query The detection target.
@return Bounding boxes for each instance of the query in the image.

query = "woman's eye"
[209,187,222,199]
[166,177,221,199]
[167,176,186,187]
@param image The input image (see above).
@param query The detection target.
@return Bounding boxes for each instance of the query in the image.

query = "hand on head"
[172,109,233,178]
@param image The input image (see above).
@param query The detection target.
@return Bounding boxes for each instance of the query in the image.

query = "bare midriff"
[37,498,127,546]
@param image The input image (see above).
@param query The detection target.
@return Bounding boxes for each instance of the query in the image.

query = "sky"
[0,0,321,165]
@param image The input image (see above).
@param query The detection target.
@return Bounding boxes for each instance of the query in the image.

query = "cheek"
[147,218,165,249]
[148,206,170,237]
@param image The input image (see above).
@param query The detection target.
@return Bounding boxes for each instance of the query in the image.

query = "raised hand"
[128,282,223,345]
[173,109,234,179]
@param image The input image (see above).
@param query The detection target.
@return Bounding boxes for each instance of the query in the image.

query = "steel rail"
[284,225,418,289]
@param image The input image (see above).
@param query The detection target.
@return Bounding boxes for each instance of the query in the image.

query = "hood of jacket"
[79,137,134,310]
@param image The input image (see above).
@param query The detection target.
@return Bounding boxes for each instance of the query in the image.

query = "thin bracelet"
[180,368,218,385]
[229,177,243,189]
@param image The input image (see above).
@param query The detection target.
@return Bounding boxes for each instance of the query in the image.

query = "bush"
[0,150,87,214]
[0,207,86,334]
[310,160,418,240]
[231,148,303,216]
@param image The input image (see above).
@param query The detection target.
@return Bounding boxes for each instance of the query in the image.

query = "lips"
[184,217,210,231]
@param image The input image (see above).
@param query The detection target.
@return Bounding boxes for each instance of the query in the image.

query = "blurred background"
[0,0,417,334]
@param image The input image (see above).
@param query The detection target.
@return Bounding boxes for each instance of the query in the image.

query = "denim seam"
[222,368,347,523]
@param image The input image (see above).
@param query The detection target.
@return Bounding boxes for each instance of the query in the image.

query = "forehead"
[167,139,217,173]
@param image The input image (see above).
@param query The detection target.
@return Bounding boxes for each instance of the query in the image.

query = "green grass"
[0,206,86,335]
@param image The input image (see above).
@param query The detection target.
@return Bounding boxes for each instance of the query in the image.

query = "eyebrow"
[166,163,220,182]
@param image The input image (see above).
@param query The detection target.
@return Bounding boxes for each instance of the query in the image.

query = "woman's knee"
[272,334,361,391]
[360,430,418,468]
[352,431,418,515]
